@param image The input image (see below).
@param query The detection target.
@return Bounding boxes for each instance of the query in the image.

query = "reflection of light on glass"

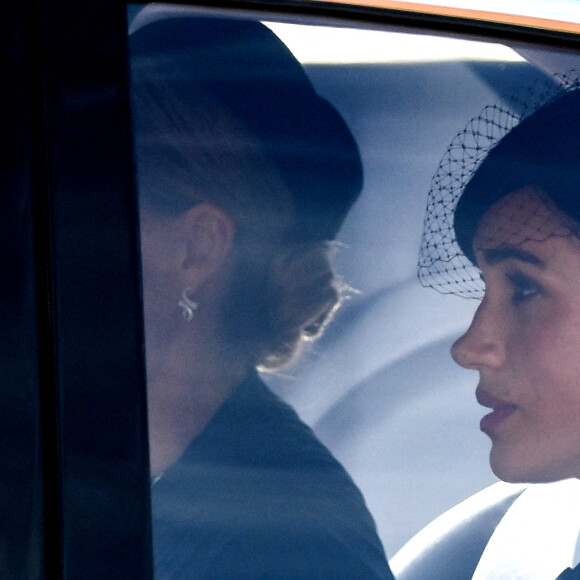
[264,23,523,64]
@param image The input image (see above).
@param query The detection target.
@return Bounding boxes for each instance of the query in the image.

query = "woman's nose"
[451,298,505,370]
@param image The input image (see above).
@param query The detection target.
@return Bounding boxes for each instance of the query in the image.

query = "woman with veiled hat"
[419,75,580,579]
[129,6,393,579]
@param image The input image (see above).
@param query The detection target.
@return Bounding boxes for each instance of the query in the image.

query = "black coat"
[152,372,394,579]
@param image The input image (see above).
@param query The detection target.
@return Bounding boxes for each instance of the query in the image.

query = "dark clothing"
[152,373,393,579]
[557,565,580,579]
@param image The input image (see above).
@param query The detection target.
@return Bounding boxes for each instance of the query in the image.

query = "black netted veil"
[418,71,580,299]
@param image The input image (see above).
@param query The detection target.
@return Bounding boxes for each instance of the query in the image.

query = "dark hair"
[454,89,580,262]
[130,11,362,242]
[130,11,362,369]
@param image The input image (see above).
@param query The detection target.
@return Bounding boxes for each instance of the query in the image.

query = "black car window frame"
[34,0,151,577]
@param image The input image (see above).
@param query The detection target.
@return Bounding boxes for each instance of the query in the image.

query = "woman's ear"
[181,203,236,287]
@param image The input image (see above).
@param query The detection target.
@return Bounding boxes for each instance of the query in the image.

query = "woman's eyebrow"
[480,246,544,266]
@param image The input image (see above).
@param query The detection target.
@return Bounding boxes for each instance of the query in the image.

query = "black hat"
[454,88,580,262]
[129,6,363,242]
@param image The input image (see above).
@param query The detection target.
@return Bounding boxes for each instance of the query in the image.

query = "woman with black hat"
[419,74,580,578]
[130,6,393,579]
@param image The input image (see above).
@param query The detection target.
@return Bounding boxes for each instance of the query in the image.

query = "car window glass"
[127,4,580,576]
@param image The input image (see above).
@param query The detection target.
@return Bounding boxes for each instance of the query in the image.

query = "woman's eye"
[507,272,540,303]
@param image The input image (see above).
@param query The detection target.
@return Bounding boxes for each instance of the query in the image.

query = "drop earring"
[178,287,198,322]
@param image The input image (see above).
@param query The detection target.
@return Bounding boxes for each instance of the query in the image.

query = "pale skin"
[139,203,246,477]
[452,186,580,483]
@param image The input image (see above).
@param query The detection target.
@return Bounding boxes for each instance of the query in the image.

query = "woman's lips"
[476,388,517,433]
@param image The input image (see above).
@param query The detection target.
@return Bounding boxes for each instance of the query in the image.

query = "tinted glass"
[127,4,580,578]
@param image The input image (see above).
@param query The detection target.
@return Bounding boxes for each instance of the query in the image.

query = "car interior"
[249,12,580,578]
[114,5,580,577]
[131,4,580,575]
[257,12,580,565]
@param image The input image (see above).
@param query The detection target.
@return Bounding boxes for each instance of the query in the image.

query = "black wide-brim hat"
[129,6,363,242]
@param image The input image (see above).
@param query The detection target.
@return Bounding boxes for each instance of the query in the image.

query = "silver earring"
[178,288,198,322]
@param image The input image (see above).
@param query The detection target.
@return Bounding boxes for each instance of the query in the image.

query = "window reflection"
[127,1,567,574]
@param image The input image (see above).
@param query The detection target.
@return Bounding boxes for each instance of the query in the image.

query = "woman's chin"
[489,446,571,484]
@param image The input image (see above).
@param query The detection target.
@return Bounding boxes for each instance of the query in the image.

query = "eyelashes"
[506,271,540,303]
[475,259,544,306]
